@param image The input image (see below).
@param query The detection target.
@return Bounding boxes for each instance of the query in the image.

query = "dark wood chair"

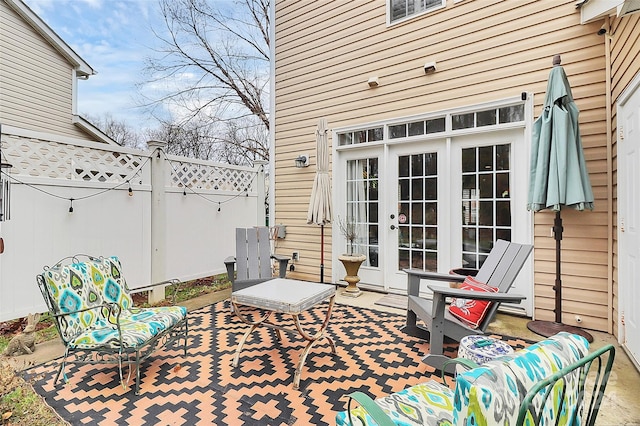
[402,239,533,370]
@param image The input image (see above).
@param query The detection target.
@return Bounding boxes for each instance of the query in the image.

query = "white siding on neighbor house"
[274,0,611,332]
[0,1,90,139]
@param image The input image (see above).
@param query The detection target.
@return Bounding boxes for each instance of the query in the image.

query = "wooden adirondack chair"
[225,227,290,292]
[402,239,533,370]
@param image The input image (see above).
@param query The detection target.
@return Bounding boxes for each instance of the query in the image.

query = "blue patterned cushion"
[43,256,186,349]
[335,333,588,426]
[335,380,454,426]
[70,306,187,349]
[453,332,589,425]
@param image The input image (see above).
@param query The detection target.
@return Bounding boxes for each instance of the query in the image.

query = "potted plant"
[337,216,366,297]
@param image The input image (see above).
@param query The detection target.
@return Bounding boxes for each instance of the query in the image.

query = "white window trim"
[335,95,530,152]
[387,0,446,27]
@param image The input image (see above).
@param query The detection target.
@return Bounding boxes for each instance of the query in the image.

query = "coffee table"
[231,278,337,389]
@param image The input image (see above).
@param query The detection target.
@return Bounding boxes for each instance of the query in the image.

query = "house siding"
[274,0,610,331]
[0,1,90,139]
[610,12,640,337]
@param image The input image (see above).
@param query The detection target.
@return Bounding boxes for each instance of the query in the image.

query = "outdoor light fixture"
[367,76,379,87]
[424,61,437,74]
[294,154,310,168]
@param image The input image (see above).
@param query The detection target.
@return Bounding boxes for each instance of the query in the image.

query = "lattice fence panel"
[3,135,146,183]
[169,160,256,193]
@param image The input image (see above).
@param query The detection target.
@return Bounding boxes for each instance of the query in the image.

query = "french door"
[335,129,531,314]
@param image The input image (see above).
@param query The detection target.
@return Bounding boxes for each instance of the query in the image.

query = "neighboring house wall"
[273,0,611,331]
[0,1,93,140]
[610,13,640,335]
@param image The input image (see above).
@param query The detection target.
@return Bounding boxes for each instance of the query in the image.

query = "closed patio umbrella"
[527,55,594,342]
[307,118,332,282]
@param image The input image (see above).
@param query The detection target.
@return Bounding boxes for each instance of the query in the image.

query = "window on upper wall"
[389,0,445,24]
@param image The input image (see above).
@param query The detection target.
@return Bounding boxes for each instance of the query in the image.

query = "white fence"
[0,127,265,322]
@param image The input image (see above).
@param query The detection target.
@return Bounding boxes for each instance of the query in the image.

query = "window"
[389,0,445,23]
[461,144,511,269]
[397,152,438,271]
[339,127,383,146]
[337,105,524,145]
[452,104,524,131]
[346,158,380,267]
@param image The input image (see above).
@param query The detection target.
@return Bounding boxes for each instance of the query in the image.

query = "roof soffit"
[577,0,640,23]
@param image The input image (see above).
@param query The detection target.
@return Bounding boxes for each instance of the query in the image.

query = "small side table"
[458,335,514,366]
[231,278,337,389]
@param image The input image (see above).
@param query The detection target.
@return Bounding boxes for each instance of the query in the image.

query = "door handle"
[390,225,396,230]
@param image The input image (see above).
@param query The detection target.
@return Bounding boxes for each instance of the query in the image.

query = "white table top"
[231,278,336,313]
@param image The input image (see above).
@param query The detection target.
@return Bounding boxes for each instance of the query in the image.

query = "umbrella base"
[527,320,593,343]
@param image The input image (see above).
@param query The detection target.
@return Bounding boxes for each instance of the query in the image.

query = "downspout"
[604,16,613,335]
[268,0,276,231]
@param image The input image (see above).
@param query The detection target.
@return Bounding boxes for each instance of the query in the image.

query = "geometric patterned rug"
[24,301,531,425]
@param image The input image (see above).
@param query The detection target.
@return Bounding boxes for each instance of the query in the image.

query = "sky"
[23,0,164,128]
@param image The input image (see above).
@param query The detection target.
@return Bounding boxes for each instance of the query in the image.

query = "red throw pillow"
[448,276,498,329]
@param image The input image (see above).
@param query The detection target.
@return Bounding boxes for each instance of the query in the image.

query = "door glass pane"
[346,158,379,267]
[461,144,512,269]
[398,152,438,272]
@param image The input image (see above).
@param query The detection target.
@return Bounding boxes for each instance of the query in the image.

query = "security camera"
[424,61,437,74]
[597,24,608,36]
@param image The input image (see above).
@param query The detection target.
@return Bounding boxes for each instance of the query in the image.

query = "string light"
[183,189,187,196]
[128,181,133,197]
[218,202,221,212]
[68,198,74,213]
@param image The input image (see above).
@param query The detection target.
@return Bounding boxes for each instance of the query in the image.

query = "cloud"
[23,0,162,128]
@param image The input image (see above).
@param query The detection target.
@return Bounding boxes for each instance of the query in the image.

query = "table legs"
[232,296,336,389]
[292,296,336,389]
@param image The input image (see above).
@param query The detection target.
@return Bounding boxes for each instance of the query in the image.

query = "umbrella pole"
[554,210,563,323]
[320,224,324,283]
[527,210,594,343]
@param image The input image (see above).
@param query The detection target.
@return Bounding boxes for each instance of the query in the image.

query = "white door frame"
[617,70,640,367]
[332,96,534,316]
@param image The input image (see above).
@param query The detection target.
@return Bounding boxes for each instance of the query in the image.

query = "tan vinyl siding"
[610,13,640,338]
[274,0,610,331]
[0,2,89,139]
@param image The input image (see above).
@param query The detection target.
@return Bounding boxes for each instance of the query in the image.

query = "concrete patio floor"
[7,286,640,425]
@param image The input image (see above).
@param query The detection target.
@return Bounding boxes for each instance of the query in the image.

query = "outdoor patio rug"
[24,301,531,425]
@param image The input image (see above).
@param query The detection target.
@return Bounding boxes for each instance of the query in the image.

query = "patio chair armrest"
[441,357,480,379]
[427,284,526,303]
[404,268,465,297]
[224,256,236,283]
[272,253,290,262]
[404,268,466,282]
[345,391,396,426]
[271,254,290,278]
